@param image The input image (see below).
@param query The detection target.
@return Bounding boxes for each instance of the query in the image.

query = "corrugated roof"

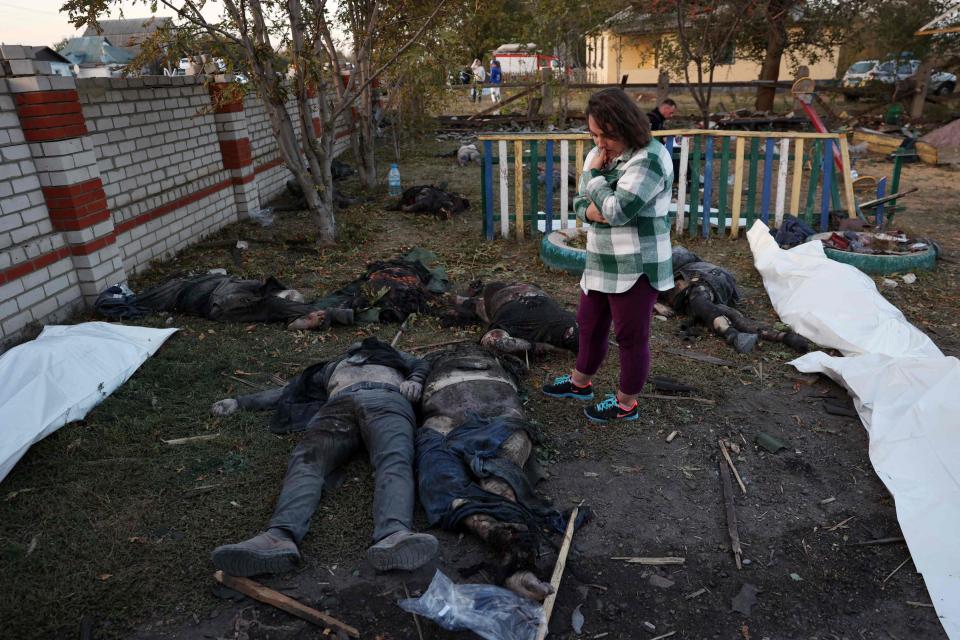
[81,16,173,48]
[32,46,72,64]
[59,37,136,66]
[601,8,677,36]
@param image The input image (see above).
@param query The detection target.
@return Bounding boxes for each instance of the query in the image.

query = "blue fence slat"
[875,176,887,226]
[544,140,554,233]
[664,136,674,155]
[701,136,714,237]
[760,137,775,224]
[820,140,833,231]
[483,140,494,240]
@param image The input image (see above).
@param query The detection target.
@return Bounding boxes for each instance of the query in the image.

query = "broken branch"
[719,440,747,494]
[535,505,580,640]
[719,458,743,570]
[610,557,685,566]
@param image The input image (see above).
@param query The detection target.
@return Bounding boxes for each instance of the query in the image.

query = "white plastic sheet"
[747,220,960,638]
[0,322,177,483]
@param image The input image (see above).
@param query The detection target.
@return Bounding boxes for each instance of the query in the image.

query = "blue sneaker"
[584,394,639,424]
[542,374,594,401]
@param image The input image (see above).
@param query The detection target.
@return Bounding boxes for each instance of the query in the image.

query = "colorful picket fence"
[477,130,860,241]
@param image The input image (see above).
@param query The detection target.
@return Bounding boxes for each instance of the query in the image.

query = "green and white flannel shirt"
[573,138,675,294]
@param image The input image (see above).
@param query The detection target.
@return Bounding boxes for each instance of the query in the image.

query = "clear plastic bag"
[398,570,545,640]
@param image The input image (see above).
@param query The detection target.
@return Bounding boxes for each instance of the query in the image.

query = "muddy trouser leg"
[687,285,757,353]
[267,396,361,544]
[715,303,811,352]
[354,388,417,542]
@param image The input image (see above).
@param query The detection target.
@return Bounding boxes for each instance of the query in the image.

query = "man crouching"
[209,337,437,575]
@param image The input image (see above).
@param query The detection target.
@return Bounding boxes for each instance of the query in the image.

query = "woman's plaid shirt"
[574,138,675,294]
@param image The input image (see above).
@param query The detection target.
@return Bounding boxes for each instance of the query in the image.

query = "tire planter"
[540,229,587,275]
[811,232,938,275]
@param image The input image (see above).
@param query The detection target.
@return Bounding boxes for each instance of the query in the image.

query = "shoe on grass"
[211,528,300,577]
[366,530,438,572]
[584,394,639,424]
[542,374,594,401]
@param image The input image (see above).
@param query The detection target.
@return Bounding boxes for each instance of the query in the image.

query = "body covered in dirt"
[416,343,575,601]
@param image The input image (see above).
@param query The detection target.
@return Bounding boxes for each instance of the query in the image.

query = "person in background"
[647,98,677,131]
[541,88,675,424]
[470,58,486,103]
[489,60,502,104]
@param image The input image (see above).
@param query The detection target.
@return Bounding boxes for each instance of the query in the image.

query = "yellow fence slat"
[790,138,804,216]
[478,130,844,142]
[574,139,584,228]
[838,136,858,218]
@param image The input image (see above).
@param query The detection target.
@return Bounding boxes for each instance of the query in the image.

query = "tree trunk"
[755,10,787,112]
[909,57,937,120]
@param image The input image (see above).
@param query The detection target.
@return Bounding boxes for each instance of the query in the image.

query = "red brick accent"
[41,178,112,232]
[0,246,70,285]
[209,83,244,113]
[14,90,88,142]
[13,90,80,106]
[254,158,284,175]
[219,138,253,169]
[115,178,233,234]
[70,232,117,256]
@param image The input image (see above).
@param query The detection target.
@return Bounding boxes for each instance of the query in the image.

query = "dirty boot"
[366,530,438,572]
[211,528,300,577]
[727,330,758,354]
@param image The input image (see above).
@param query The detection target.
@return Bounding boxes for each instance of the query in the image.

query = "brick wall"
[0,46,350,347]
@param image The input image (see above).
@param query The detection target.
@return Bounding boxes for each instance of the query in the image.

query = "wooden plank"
[468,82,543,120]
[575,139,584,228]
[514,140,524,240]
[560,140,570,228]
[717,136,730,234]
[611,556,686,565]
[790,138,804,217]
[838,136,858,218]
[675,137,690,233]
[498,140,509,238]
[760,137,775,224]
[804,139,821,226]
[729,137,746,238]
[718,460,743,570]
[544,139,554,232]
[529,140,539,237]
[688,135,702,237]
[775,138,789,227]
[745,137,760,227]
[482,140,494,240]
[535,506,580,640]
[820,139,833,231]
[214,571,360,638]
[701,136,714,238]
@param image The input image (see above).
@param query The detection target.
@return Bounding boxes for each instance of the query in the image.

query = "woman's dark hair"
[586,88,651,150]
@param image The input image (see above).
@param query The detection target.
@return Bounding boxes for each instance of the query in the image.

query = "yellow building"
[585,8,840,85]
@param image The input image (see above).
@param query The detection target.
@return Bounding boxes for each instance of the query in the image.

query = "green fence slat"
[718,136,730,235]
[746,137,760,227]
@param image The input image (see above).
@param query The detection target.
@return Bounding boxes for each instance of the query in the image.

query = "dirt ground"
[0,130,957,640]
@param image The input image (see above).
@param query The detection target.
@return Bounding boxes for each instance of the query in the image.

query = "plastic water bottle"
[388,163,402,196]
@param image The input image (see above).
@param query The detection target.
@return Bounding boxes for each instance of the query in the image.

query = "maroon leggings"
[575,276,659,396]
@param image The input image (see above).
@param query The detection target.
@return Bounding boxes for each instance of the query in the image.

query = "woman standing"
[542,88,675,424]
[470,58,486,103]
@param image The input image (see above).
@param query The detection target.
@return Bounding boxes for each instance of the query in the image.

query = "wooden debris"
[820,497,836,505]
[847,537,905,547]
[213,571,359,637]
[881,556,912,587]
[719,458,743,569]
[161,433,220,446]
[402,583,425,640]
[638,393,715,405]
[650,632,676,640]
[665,348,737,367]
[906,601,935,608]
[391,313,416,348]
[666,430,679,443]
[407,337,475,352]
[468,82,544,120]
[685,587,709,600]
[536,505,580,640]
[719,440,747,494]
[220,372,263,390]
[610,556,685,566]
[827,515,856,532]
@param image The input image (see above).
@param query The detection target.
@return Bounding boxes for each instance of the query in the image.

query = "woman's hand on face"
[589,148,609,171]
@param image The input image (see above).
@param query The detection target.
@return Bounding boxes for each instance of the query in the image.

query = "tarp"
[747,220,960,639]
[0,322,177,483]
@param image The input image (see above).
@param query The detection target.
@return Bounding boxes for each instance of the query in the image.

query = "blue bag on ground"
[398,570,545,640]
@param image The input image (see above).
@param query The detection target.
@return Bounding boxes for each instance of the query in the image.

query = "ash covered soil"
[0,139,956,640]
